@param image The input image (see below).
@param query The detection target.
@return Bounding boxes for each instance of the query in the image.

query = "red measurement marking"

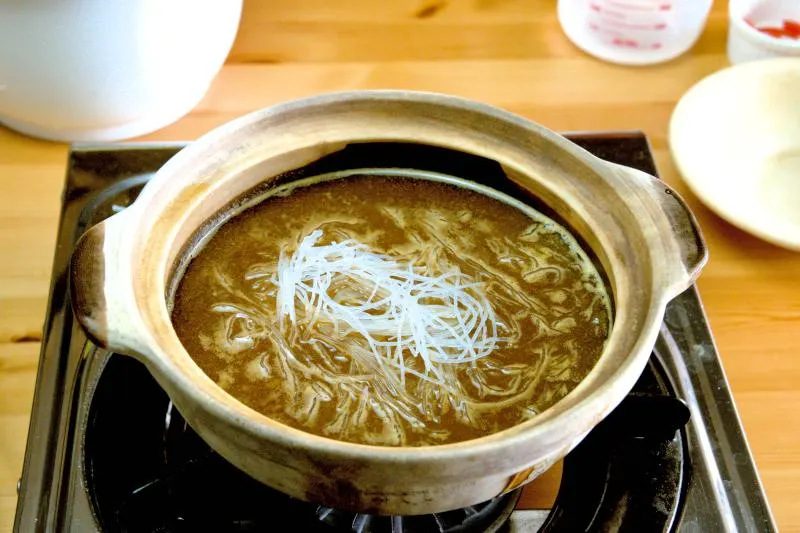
[603,18,669,31]
[606,0,655,11]
[659,4,672,10]
[589,24,623,35]
[600,9,626,19]
[651,42,663,49]
[590,3,601,11]
[612,37,640,48]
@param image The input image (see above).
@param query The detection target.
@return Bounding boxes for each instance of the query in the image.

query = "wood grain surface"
[1,0,798,530]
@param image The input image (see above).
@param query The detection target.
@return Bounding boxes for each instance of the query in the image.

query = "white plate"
[669,57,800,251]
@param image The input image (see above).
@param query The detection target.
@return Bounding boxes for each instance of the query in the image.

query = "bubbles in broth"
[171,175,612,446]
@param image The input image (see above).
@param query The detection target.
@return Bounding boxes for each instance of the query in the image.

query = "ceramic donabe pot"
[70,91,706,515]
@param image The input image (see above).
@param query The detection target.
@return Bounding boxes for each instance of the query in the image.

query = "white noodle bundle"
[274,230,504,384]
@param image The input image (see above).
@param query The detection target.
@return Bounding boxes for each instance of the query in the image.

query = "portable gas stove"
[13,133,777,532]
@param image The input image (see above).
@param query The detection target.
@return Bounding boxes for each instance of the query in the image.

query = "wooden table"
[1,0,798,530]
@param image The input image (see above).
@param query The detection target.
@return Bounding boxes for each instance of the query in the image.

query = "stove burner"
[312,492,519,533]
[540,398,687,531]
[85,355,520,533]
[85,350,688,533]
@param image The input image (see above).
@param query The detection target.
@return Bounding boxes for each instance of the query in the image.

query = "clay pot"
[71,91,706,515]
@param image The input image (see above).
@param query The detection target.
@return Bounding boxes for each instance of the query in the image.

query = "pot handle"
[70,210,153,358]
[607,163,708,293]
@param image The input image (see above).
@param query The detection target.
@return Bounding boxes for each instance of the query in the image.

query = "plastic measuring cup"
[558,0,714,65]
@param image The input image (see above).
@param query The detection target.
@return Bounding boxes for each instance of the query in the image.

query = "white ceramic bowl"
[728,0,800,64]
[670,58,800,250]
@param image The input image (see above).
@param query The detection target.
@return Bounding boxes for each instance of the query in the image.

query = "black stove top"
[13,133,777,532]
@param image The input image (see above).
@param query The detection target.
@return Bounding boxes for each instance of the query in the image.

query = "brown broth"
[171,174,612,446]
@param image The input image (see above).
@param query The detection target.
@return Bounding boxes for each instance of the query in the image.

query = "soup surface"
[171,174,612,446]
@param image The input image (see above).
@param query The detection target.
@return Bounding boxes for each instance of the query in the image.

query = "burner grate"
[86,355,520,533]
[84,350,689,533]
[313,491,519,533]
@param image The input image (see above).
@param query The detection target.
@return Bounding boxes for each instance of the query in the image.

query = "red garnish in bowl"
[758,26,786,38]
[753,18,800,40]
[784,19,800,38]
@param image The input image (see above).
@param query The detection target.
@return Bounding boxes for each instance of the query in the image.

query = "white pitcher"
[0,0,242,142]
